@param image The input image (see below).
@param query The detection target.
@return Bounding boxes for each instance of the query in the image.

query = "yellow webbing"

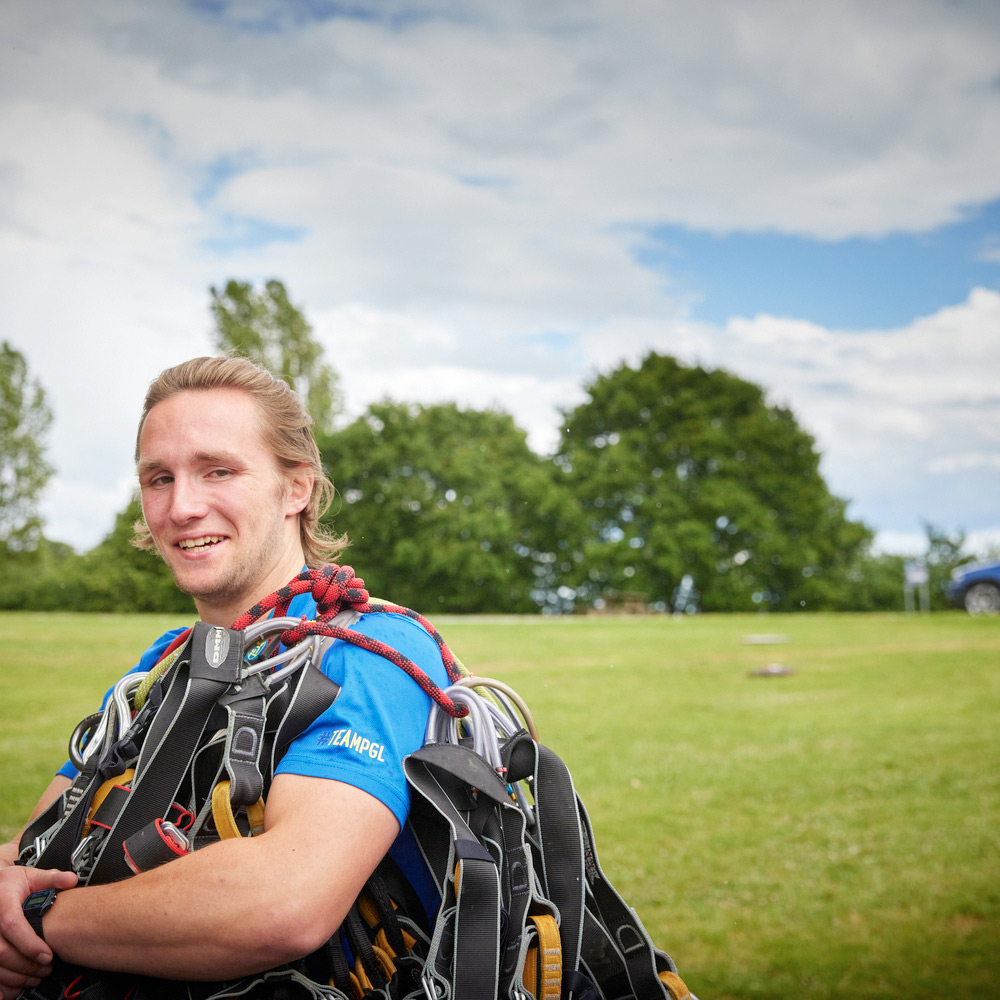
[351,946,396,997]
[659,969,693,1000]
[211,780,265,839]
[347,970,364,1000]
[522,913,561,1000]
[355,893,417,957]
[83,769,135,838]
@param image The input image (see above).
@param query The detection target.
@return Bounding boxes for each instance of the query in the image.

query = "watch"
[22,889,60,941]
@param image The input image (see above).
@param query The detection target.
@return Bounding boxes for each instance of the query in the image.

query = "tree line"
[0,281,973,615]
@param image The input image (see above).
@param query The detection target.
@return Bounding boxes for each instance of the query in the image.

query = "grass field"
[1,610,998,999]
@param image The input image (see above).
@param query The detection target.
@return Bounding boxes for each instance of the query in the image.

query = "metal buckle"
[421,971,445,1000]
[70,833,100,876]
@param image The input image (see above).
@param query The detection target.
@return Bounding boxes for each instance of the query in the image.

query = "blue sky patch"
[187,0,436,32]
[637,199,1000,329]
[194,154,261,206]
[200,216,307,254]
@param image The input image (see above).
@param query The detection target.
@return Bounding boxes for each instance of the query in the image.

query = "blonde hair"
[132,356,346,567]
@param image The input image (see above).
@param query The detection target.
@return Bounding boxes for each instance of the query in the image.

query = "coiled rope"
[142,564,470,718]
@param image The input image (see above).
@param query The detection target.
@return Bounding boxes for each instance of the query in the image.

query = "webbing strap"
[83,770,134,837]
[89,624,244,883]
[532,742,587,994]
[576,792,677,999]
[25,761,100,870]
[523,913,562,1000]
[267,630,347,780]
[211,780,266,839]
[403,744,507,1000]
[659,969,694,1000]
[453,842,501,1000]
[220,673,268,808]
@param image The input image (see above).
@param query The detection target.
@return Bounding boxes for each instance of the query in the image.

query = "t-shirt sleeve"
[274,612,449,828]
[55,627,189,781]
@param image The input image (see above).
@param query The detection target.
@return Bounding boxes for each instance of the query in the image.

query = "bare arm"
[40,773,399,980]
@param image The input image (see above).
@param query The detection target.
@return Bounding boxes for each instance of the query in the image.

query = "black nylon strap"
[403,747,504,1000]
[453,838,495,863]
[344,904,389,991]
[362,869,408,959]
[267,642,342,780]
[566,967,607,1000]
[576,793,671,999]
[89,626,242,884]
[453,853,501,1000]
[220,673,269,808]
[495,786,532,999]
[533,741,587,994]
[26,758,100,870]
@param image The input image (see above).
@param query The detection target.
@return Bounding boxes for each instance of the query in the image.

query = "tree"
[320,402,583,613]
[555,353,872,611]
[210,279,340,435]
[82,495,196,613]
[923,522,970,610]
[0,341,54,558]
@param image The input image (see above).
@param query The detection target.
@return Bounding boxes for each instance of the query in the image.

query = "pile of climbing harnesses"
[17,564,695,1000]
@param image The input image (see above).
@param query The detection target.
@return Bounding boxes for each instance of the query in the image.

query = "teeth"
[178,536,223,550]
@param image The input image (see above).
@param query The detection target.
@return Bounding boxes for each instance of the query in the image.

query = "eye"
[146,474,173,488]
[208,468,233,480]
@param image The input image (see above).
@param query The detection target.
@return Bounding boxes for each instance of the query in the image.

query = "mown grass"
[1,610,998,998]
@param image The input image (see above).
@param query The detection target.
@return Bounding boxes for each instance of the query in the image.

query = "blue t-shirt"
[58,593,449,916]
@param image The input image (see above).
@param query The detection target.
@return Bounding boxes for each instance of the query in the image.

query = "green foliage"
[0,497,193,613]
[923,522,972,609]
[555,353,873,611]
[210,279,341,435]
[320,401,583,612]
[831,547,909,611]
[0,495,194,613]
[69,496,194,613]
[0,341,54,556]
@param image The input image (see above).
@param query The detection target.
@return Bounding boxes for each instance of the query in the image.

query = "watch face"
[24,889,58,914]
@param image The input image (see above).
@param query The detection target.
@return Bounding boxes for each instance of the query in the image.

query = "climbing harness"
[16,564,694,1000]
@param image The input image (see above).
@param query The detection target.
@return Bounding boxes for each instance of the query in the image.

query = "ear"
[284,467,314,517]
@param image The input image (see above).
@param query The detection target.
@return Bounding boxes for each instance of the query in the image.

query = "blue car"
[947,559,1000,615]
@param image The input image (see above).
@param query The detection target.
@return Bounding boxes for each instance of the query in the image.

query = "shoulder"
[352,611,442,654]
[323,611,449,689]
[286,591,449,684]
[135,627,190,672]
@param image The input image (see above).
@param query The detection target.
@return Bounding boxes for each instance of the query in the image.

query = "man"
[0,356,449,998]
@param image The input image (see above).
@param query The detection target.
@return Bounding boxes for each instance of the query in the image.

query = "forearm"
[43,776,398,982]
[45,836,313,979]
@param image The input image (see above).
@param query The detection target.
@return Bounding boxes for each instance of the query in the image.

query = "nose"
[168,475,209,523]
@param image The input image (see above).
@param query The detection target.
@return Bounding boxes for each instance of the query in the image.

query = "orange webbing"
[522,913,561,1000]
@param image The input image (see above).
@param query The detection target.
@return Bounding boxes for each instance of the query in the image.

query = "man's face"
[137,387,309,622]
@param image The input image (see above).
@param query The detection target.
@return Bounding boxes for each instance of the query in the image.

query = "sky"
[2,0,999,558]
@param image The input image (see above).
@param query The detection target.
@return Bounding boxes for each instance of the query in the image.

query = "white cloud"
[1,0,998,551]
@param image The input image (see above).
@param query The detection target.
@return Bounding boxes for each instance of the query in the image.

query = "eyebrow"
[137,451,246,477]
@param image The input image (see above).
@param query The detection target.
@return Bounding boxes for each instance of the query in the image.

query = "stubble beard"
[167,528,289,622]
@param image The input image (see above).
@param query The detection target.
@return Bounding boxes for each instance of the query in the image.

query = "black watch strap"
[23,889,59,941]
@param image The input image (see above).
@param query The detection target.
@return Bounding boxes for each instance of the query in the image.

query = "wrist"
[23,888,60,942]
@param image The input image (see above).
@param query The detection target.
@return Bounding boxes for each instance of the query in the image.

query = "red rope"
[230,564,468,718]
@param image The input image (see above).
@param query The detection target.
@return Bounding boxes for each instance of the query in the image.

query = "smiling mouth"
[177,535,226,551]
